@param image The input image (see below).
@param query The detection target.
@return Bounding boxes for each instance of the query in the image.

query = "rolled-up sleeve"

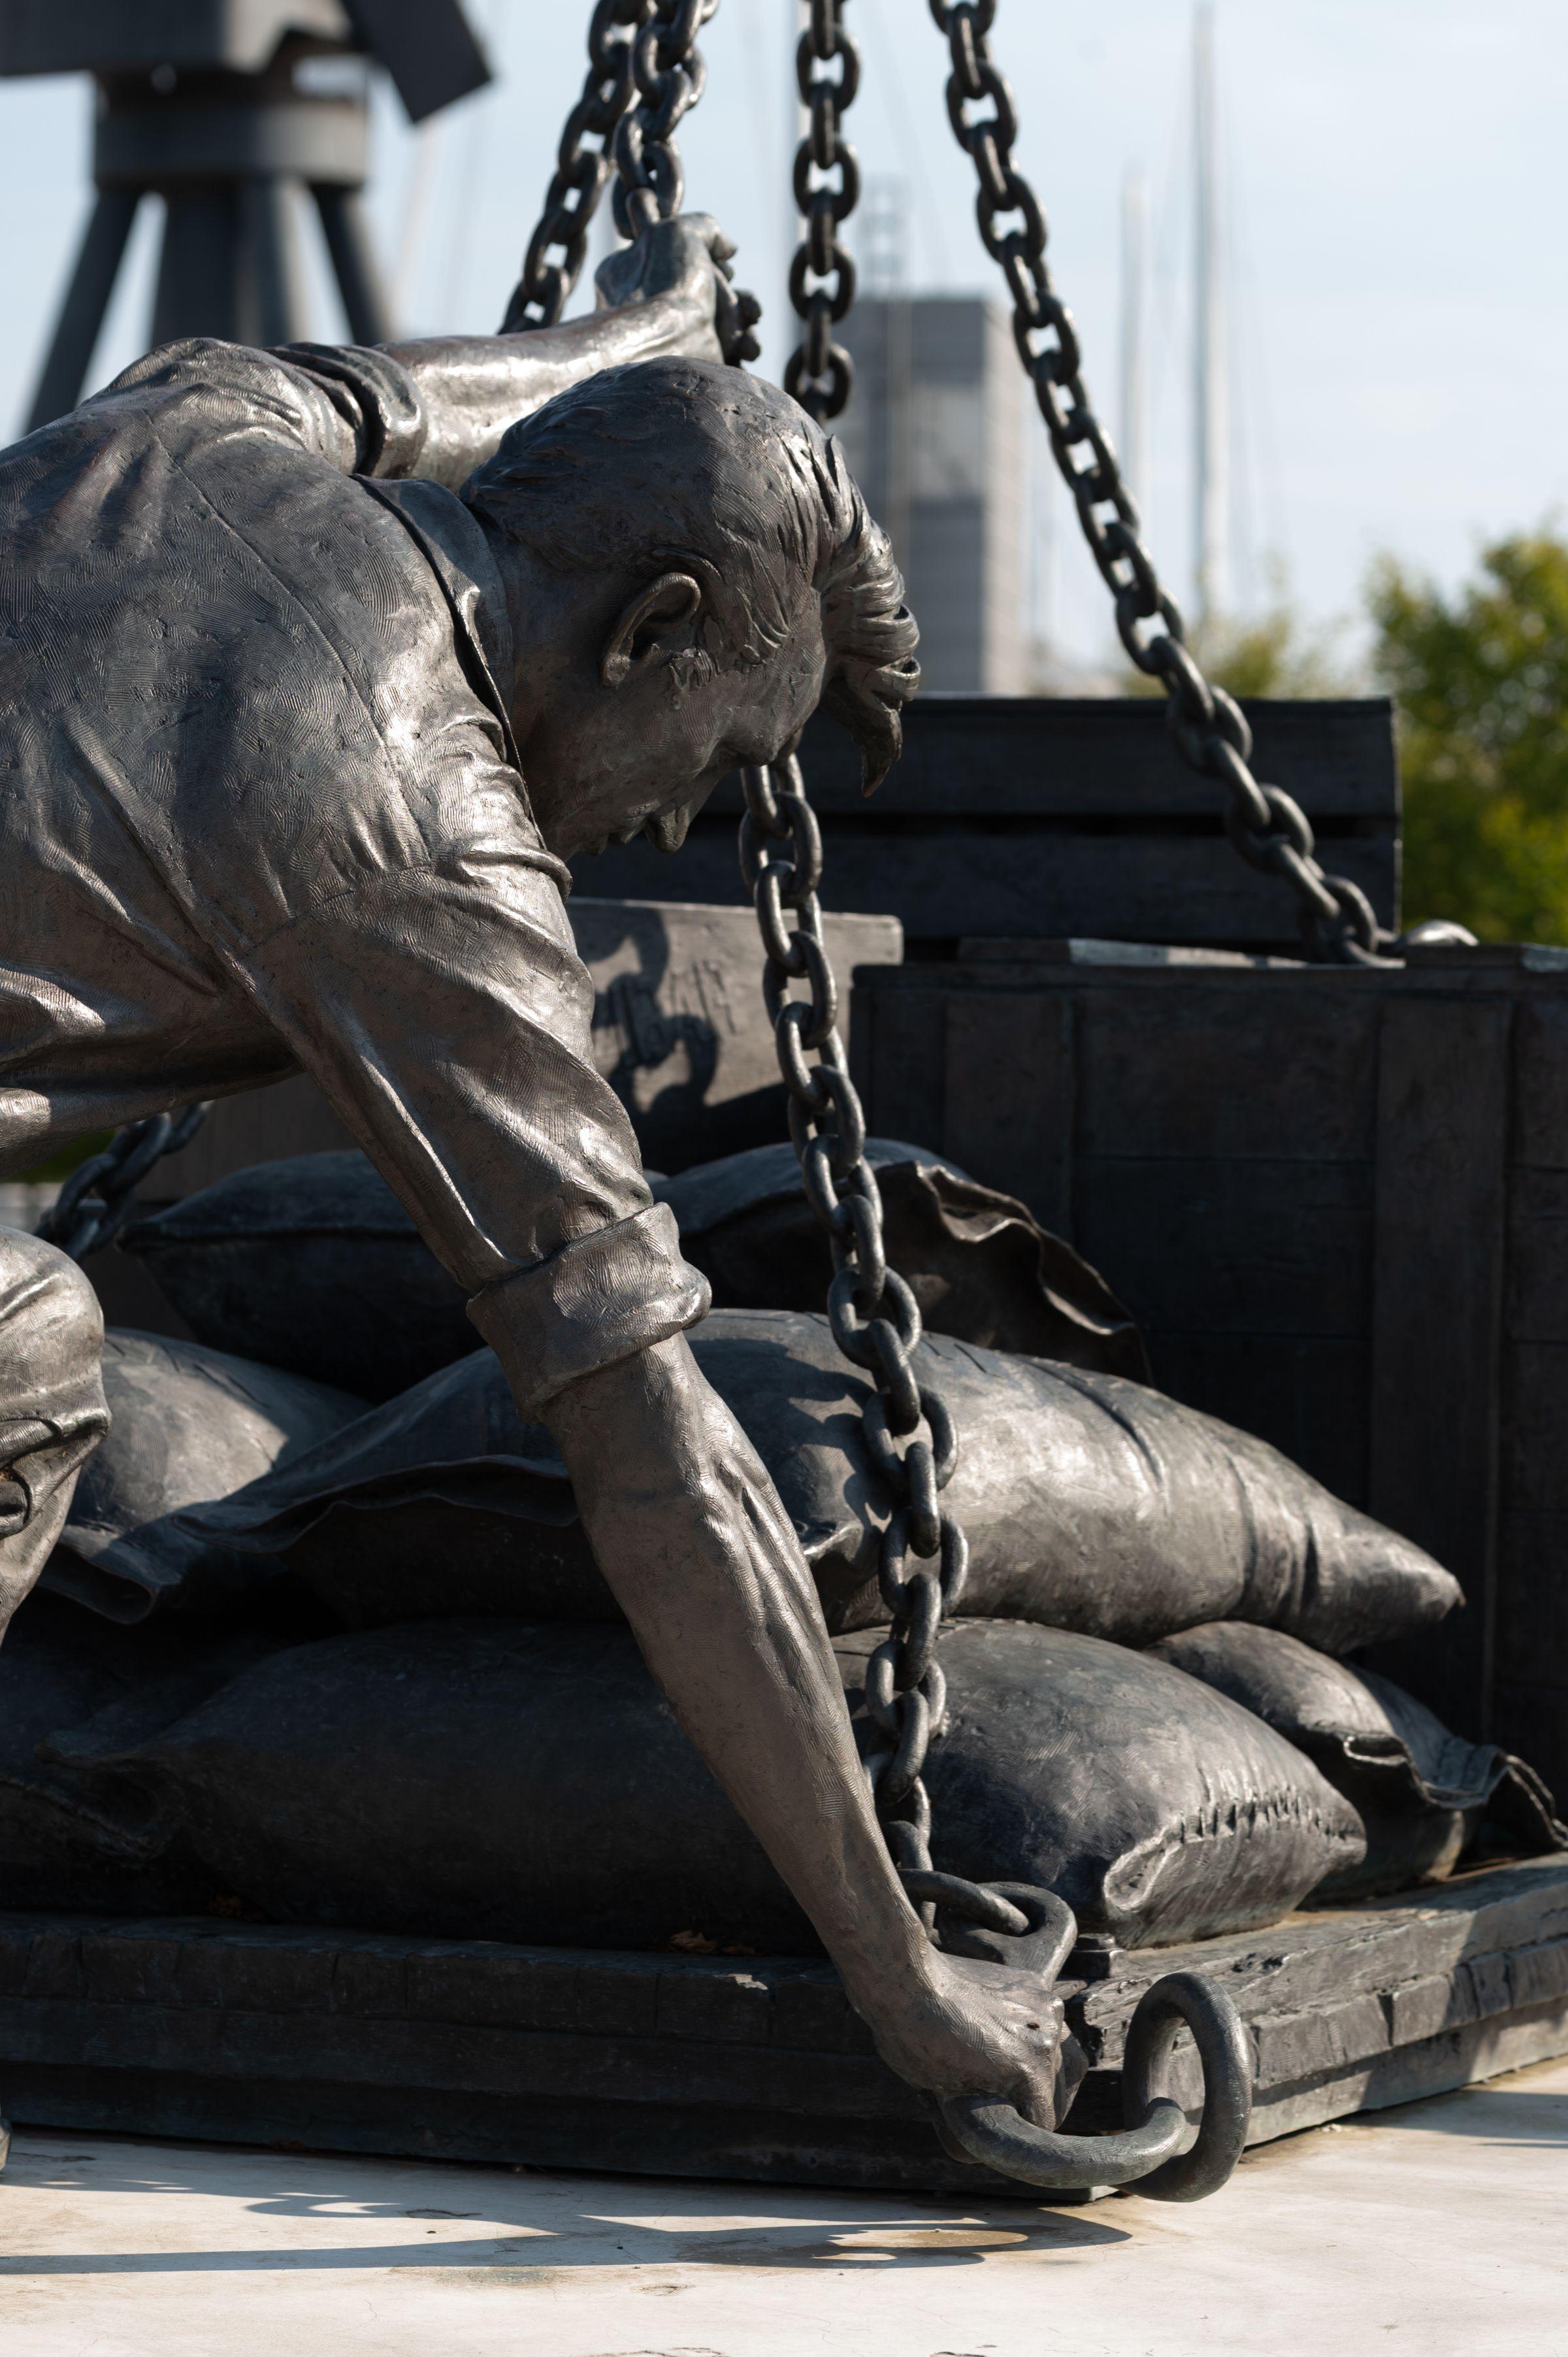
[240,844,710,1414]
[468,1204,708,1415]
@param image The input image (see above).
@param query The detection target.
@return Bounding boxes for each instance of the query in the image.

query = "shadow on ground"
[1,2135,1130,2275]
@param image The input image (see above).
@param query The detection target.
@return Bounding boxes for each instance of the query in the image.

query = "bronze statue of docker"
[0,214,1254,2194]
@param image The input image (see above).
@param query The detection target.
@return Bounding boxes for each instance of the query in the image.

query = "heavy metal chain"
[513,0,975,1927]
[742,761,1254,2188]
[753,5,1028,1954]
[612,0,720,241]
[784,0,861,423]
[928,0,1394,968]
[510,0,1024,1953]
[37,1103,208,1264]
[740,760,1028,1953]
[506,1,759,359]
[502,0,1251,2184]
[502,1,654,331]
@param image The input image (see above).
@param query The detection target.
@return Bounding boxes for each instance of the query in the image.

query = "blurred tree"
[1368,533,1568,943]
[1192,569,1356,701]
[17,1132,110,1185]
[1119,562,1356,701]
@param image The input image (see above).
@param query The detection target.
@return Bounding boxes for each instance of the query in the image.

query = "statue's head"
[463,356,919,861]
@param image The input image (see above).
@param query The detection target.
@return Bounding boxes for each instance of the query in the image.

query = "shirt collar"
[361,476,520,768]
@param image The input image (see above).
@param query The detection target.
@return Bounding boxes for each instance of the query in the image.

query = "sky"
[0,0,1564,666]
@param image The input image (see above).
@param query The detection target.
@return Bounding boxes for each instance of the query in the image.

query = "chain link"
[502,1,655,332]
[493,0,1250,2177]
[507,0,759,358]
[926,0,1394,966]
[743,755,1006,1943]
[36,1103,209,1264]
[783,0,862,423]
[611,0,719,240]
[762,2,1013,1948]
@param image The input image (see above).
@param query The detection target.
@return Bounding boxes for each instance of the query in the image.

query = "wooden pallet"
[3,1860,1565,2194]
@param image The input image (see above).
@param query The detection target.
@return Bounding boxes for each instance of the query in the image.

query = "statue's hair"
[463,355,919,790]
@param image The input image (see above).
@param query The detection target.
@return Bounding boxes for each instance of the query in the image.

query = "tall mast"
[1119,162,1151,530]
[1193,1,1228,633]
[789,0,809,359]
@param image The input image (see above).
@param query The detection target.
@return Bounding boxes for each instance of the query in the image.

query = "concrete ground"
[1,2055,1564,2357]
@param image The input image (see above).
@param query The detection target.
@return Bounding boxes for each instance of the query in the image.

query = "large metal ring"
[1117,1970,1254,2201]
[936,1968,1252,2198]
[938,2089,1187,2191]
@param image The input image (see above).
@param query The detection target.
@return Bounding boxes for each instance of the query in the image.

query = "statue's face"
[514,574,827,865]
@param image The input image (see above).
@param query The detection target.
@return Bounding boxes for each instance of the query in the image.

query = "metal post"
[787,0,809,357]
[153,187,247,346]
[883,293,913,585]
[245,174,310,346]
[24,188,141,431]
[313,184,395,344]
[1193,1,1228,633]
[1119,162,1150,530]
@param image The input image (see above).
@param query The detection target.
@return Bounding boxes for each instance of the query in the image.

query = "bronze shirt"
[0,337,706,1411]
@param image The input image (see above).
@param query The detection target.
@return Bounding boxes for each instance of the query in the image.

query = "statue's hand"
[594,212,762,367]
[862,1950,1085,2131]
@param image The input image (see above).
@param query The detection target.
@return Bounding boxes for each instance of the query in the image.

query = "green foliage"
[14,1132,111,1186]
[1368,533,1568,943]
[1119,567,1358,702]
[1192,574,1358,702]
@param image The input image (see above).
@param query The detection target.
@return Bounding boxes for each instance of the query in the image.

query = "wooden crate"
[576,695,1400,955]
[853,940,1568,1792]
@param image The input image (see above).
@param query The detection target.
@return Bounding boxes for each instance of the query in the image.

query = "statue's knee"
[0,1230,108,1623]
[0,1228,105,1419]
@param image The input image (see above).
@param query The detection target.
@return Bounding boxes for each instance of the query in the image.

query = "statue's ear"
[600,572,703,688]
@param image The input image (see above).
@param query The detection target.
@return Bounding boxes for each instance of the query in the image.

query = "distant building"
[833,296,1026,695]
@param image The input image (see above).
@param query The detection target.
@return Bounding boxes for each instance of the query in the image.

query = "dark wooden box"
[576,695,1400,955]
[853,940,1568,1795]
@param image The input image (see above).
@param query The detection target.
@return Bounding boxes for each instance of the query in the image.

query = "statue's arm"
[228,829,1060,2112]
[380,214,750,488]
[543,1332,1075,2112]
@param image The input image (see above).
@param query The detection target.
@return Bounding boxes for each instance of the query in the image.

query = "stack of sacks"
[4,1146,1557,1956]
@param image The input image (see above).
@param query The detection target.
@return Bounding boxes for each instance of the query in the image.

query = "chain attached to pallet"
[748,4,1043,1960]
[740,753,1015,1948]
[926,0,1395,967]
